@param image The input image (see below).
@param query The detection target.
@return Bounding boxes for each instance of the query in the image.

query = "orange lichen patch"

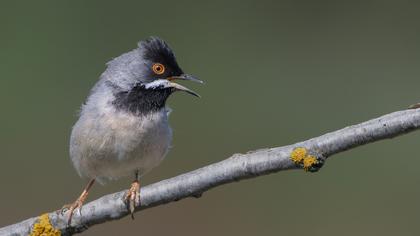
[303,155,318,172]
[290,147,307,164]
[29,214,61,236]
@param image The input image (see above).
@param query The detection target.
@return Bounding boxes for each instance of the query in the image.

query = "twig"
[1,108,420,236]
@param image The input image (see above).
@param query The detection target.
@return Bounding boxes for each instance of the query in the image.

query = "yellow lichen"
[29,214,61,236]
[303,155,318,172]
[290,147,307,164]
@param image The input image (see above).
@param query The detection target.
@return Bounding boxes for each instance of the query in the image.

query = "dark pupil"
[156,66,161,71]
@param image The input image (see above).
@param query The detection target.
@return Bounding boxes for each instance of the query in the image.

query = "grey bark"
[1,108,420,235]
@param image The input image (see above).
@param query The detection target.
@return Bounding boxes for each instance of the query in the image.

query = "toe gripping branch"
[290,147,325,172]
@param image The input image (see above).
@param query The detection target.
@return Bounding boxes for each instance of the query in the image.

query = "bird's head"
[134,37,202,96]
[103,37,202,115]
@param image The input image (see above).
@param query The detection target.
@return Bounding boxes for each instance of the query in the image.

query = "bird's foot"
[124,180,140,219]
[60,190,89,225]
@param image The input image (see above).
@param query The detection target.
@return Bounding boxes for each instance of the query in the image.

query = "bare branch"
[1,108,420,235]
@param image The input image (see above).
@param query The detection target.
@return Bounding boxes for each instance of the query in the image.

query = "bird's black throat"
[112,83,173,115]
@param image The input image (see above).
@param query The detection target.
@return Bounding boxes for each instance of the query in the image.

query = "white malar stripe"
[144,79,171,89]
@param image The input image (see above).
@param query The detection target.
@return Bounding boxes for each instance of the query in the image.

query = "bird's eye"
[152,63,165,75]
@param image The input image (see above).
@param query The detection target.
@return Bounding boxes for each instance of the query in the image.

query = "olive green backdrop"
[1,1,420,235]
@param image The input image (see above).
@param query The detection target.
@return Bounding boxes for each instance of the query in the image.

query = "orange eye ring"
[152,63,165,75]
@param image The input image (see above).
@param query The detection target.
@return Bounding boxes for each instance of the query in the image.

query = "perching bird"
[63,37,202,224]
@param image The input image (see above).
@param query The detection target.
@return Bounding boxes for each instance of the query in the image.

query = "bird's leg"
[61,178,95,225]
[125,171,140,219]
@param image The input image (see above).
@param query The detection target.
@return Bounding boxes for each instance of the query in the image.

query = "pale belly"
[70,109,172,183]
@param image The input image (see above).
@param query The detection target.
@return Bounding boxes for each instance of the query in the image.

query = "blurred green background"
[1,0,420,235]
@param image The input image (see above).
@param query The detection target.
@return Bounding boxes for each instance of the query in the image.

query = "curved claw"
[66,199,84,225]
[124,180,140,219]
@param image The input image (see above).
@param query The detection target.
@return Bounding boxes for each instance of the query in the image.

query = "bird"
[62,37,202,224]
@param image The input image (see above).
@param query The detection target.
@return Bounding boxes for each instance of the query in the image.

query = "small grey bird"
[63,37,202,224]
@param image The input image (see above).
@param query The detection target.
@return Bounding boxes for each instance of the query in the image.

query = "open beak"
[167,74,203,97]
